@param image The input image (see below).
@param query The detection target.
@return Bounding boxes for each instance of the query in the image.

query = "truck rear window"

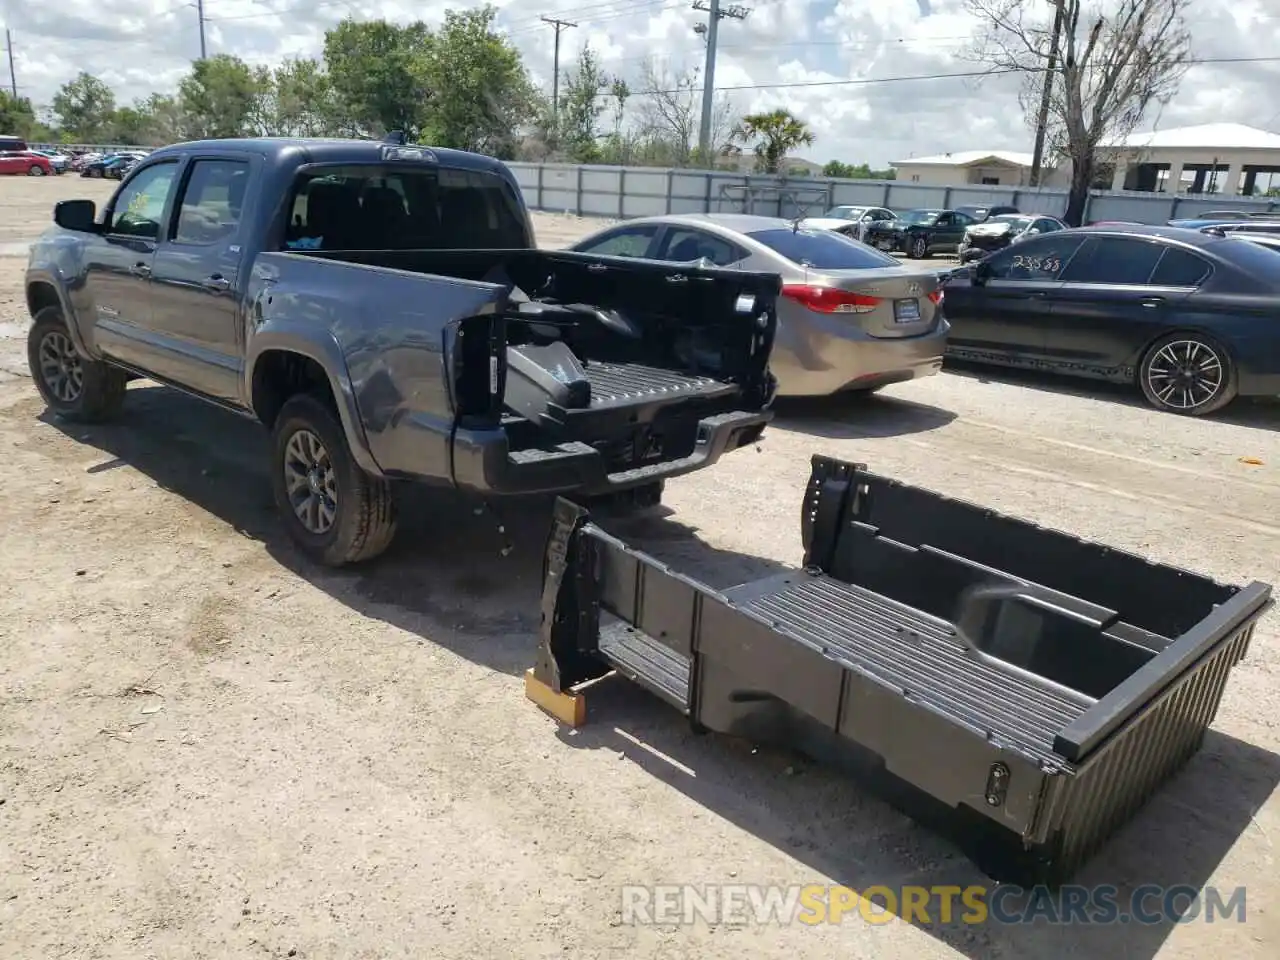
[282,164,528,251]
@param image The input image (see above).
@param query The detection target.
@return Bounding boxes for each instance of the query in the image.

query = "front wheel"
[1138,333,1238,416]
[270,393,398,566]
[27,307,128,422]
[909,235,930,259]
[88,168,103,178]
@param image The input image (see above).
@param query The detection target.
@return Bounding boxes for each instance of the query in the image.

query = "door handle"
[130,262,151,278]
[665,274,688,283]
[202,275,231,292]
[1140,297,1164,308]
[586,262,608,273]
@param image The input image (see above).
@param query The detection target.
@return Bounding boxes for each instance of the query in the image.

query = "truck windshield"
[282,164,529,251]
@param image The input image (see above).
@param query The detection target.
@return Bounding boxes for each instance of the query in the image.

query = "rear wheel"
[1138,332,1237,416]
[27,307,128,422]
[270,393,398,566]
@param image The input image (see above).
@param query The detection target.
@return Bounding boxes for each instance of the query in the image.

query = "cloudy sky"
[3,0,1279,166]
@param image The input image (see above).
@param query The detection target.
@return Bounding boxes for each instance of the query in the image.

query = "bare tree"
[965,0,1192,225]
[635,58,737,167]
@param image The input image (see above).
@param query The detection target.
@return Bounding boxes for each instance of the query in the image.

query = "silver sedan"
[566,213,948,397]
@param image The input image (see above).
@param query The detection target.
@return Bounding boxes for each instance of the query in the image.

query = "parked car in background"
[0,150,53,176]
[863,208,979,259]
[70,151,103,172]
[941,225,1280,416]
[568,212,949,396]
[0,135,28,152]
[79,153,145,179]
[959,213,1068,263]
[1199,220,1280,237]
[954,203,1020,222]
[28,149,70,174]
[798,205,897,238]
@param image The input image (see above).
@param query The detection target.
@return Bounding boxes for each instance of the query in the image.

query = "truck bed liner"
[584,361,734,409]
[529,454,1272,884]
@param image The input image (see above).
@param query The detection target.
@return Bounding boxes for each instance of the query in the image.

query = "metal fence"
[28,143,1280,225]
[505,161,1280,225]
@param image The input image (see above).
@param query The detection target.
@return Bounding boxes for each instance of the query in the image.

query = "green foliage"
[271,58,340,137]
[730,109,815,175]
[0,90,39,138]
[822,160,895,180]
[553,43,611,163]
[51,73,117,141]
[323,17,432,138]
[177,54,271,139]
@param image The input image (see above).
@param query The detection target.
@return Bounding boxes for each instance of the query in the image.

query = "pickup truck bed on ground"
[528,455,1273,885]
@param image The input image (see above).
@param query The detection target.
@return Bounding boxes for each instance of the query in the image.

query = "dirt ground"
[1,175,1277,960]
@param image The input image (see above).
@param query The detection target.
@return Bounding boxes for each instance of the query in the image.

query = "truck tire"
[270,392,397,566]
[27,307,128,422]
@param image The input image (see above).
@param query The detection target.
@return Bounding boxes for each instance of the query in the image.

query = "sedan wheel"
[1138,333,1237,416]
[910,235,929,259]
[28,165,45,176]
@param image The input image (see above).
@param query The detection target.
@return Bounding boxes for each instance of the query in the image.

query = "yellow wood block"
[524,668,587,727]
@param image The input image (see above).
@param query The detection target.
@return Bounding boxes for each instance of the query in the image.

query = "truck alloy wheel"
[26,307,128,422]
[1138,333,1237,416]
[270,393,397,566]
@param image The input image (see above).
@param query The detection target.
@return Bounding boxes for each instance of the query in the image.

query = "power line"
[541,16,577,126]
[691,0,749,159]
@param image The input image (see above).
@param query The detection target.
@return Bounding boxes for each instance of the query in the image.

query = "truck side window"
[173,160,250,245]
[107,161,179,240]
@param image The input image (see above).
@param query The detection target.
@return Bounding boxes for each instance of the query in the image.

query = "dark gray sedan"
[567,213,949,397]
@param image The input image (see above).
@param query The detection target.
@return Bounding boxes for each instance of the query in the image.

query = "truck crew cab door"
[148,155,256,404]
[82,159,182,373]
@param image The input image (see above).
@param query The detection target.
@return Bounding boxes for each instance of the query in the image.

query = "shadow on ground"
[559,677,1276,959]
[36,384,793,678]
[944,360,1280,432]
[772,390,957,440]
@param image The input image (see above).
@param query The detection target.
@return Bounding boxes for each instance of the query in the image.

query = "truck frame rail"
[528,454,1272,885]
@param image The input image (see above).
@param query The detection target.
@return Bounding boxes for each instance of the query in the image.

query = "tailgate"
[528,455,1272,885]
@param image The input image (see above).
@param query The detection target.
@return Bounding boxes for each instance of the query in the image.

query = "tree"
[177,54,271,139]
[730,109,815,174]
[965,0,1192,225]
[822,160,896,180]
[421,6,535,156]
[323,18,433,138]
[600,78,633,164]
[51,73,117,141]
[272,58,339,137]
[633,59,735,167]
[554,43,611,162]
[0,91,38,139]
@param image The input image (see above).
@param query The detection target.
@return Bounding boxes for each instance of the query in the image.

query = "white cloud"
[5,0,1280,167]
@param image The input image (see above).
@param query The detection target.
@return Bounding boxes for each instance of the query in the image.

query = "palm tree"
[730,109,815,174]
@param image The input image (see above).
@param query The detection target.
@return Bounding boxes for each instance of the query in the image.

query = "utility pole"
[692,1,749,164]
[4,28,16,97]
[541,16,577,127]
[1029,0,1065,187]
[196,0,207,60]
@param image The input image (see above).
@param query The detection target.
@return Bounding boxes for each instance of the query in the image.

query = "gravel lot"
[1,175,1277,960]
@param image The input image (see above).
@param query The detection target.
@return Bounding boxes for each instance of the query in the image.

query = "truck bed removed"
[529,455,1273,885]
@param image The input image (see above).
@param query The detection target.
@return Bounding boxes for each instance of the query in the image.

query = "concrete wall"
[506,161,1280,224]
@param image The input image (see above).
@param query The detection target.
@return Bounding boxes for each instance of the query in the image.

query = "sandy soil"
[1,174,1277,960]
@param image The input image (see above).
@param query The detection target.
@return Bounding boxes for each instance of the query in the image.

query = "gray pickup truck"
[25,137,779,565]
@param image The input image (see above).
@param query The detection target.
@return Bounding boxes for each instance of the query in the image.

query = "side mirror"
[53,199,98,233]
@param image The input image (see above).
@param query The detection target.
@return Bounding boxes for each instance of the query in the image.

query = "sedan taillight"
[781,284,880,314]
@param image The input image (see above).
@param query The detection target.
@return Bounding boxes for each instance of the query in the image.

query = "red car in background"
[0,150,53,176]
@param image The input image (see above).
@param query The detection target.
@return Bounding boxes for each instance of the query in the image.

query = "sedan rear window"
[748,228,900,269]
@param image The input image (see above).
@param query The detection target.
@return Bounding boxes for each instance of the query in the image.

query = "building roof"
[1102,123,1280,151]
[890,149,1036,168]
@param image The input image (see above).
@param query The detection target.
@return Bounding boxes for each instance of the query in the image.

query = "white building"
[889,150,1071,188]
[1102,123,1280,195]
